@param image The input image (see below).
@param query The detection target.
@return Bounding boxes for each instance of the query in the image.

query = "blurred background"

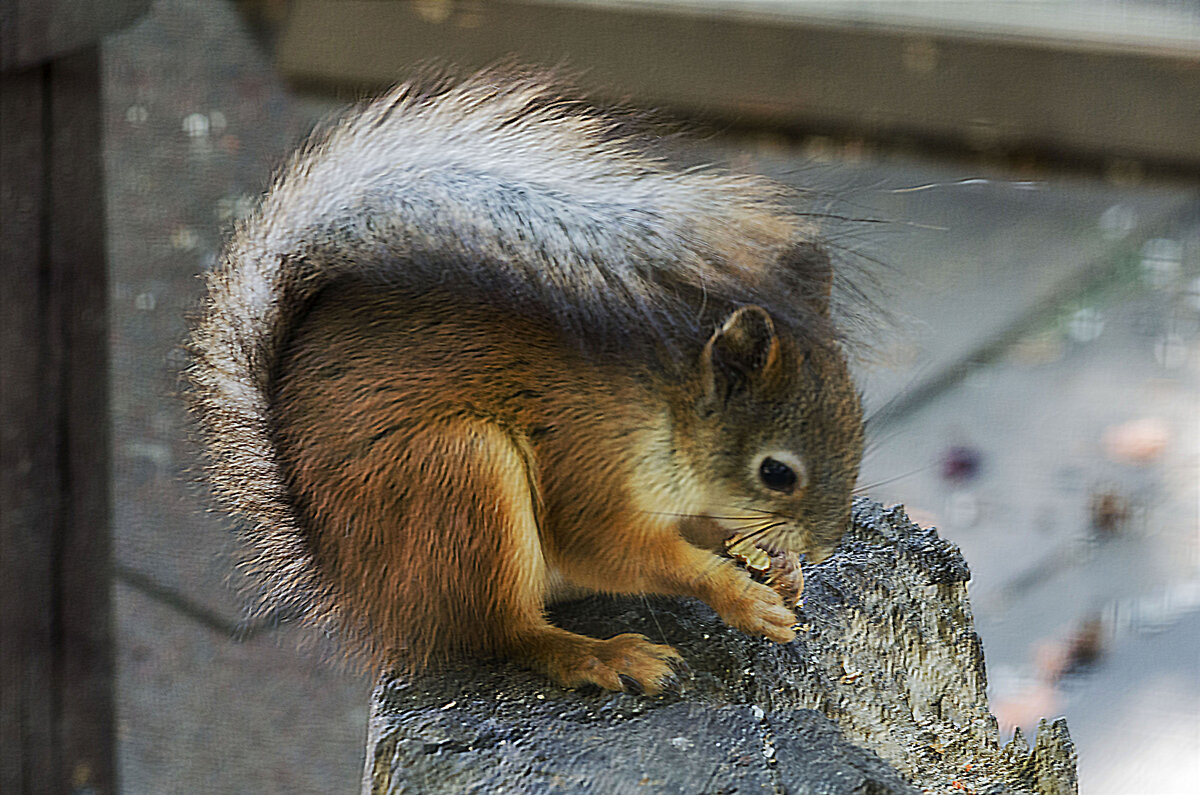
[4,0,1198,792]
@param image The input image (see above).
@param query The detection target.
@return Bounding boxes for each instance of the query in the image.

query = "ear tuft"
[702,305,778,399]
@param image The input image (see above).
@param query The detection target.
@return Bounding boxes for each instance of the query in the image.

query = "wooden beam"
[275,0,1200,171]
[0,46,116,795]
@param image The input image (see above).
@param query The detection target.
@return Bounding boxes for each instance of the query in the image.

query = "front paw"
[724,540,804,608]
[710,568,797,644]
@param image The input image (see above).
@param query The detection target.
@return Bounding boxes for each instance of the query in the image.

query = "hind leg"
[386,418,682,693]
[460,421,684,694]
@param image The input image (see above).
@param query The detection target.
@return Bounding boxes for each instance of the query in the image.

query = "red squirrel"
[187,71,864,694]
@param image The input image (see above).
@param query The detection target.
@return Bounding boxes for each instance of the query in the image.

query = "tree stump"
[364,500,1077,794]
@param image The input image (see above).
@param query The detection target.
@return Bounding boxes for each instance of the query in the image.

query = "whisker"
[725,506,779,517]
[711,506,802,532]
[712,519,787,540]
[862,425,919,462]
[726,521,786,549]
[708,514,781,523]
[791,211,949,231]
[638,510,763,522]
[863,360,939,431]
[855,463,935,493]
[639,593,670,645]
[635,507,796,539]
[815,237,894,273]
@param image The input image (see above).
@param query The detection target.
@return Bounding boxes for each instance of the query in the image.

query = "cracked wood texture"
[364,499,1077,794]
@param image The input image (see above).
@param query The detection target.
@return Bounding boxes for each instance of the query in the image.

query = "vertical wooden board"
[46,47,116,794]
[0,0,150,71]
[0,47,115,794]
[0,62,56,795]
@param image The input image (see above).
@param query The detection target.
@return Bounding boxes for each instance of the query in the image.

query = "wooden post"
[1,2,147,791]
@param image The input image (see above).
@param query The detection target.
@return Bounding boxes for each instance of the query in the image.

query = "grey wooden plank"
[0,61,56,795]
[274,0,1200,169]
[0,48,115,794]
[47,47,116,794]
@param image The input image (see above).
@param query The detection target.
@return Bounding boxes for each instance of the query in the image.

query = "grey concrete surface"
[103,2,373,791]
[115,583,370,793]
[728,143,1197,413]
[101,0,1199,791]
[853,189,1200,794]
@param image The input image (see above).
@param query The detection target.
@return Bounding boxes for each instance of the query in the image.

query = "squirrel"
[186,70,865,696]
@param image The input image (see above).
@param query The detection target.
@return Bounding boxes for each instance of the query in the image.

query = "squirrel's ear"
[702,305,779,401]
[778,240,833,317]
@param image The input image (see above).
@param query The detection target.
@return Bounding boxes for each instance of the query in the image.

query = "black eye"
[758,457,798,493]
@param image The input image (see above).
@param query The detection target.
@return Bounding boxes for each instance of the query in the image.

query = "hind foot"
[515,627,688,695]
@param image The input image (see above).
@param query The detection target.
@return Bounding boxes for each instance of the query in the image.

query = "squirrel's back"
[187,69,854,679]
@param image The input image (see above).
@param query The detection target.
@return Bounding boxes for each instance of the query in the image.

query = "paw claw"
[656,673,683,695]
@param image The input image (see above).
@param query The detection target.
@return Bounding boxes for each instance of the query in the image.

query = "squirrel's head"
[685,304,864,563]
